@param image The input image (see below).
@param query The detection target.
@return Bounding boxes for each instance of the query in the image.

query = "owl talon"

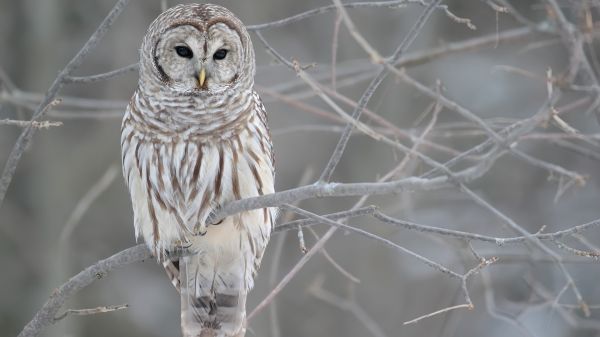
[205,206,223,226]
[165,247,197,259]
[193,227,207,236]
[165,241,197,259]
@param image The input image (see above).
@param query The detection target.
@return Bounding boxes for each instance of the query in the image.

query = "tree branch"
[17,244,150,337]
[0,0,131,208]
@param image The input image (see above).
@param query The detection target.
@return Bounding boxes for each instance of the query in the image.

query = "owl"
[120,4,275,337]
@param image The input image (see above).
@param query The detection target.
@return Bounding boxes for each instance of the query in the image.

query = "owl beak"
[198,67,206,88]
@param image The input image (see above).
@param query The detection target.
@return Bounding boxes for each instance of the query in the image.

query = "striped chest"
[120,94,274,257]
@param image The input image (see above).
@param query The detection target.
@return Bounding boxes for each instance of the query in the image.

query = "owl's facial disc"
[202,22,243,91]
[154,23,243,93]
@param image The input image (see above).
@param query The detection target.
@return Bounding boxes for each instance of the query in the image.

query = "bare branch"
[64,63,138,84]
[403,304,473,325]
[0,0,131,208]
[58,165,119,244]
[0,119,62,129]
[373,210,600,248]
[54,304,129,321]
[205,176,449,227]
[247,226,338,321]
[318,0,442,182]
[246,0,462,31]
[308,277,387,337]
[17,244,150,337]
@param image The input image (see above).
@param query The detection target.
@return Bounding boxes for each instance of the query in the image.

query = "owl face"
[155,23,243,93]
[140,4,254,97]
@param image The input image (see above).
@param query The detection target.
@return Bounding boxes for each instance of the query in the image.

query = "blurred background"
[2,0,600,336]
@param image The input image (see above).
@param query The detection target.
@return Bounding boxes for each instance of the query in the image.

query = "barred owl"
[120,4,275,337]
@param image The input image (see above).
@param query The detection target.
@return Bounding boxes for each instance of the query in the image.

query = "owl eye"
[213,49,228,60]
[175,46,193,58]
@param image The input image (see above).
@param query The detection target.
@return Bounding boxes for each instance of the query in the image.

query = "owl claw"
[192,216,223,236]
[165,241,198,259]
[193,225,207,236]
[205,206,223,226]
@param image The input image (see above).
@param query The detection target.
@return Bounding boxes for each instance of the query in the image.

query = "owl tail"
[173,255,247,337]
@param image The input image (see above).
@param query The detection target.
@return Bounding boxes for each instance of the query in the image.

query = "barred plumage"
[120,4,274,337]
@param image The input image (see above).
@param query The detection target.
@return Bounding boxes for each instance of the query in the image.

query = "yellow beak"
[198,67,206,87]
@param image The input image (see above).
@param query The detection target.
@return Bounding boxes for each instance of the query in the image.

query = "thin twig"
[64,63,138,84]
[54,304,128,321]
[308,277,386,337]
[247,226,338,321]
[306,227,361,283]
[58,165,119,244]
[403,304,473,325]
[17,244,150,337]
[318,0,443,182]
[246,1,460,31]
[0,119,62,129]
[0,0,131,208]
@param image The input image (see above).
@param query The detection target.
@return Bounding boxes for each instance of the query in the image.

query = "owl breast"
[121,91,275,270]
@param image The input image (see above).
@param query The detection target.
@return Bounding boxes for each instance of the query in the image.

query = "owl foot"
[193,218,223,236]
[165,240,198,259]
[193,225,208,236]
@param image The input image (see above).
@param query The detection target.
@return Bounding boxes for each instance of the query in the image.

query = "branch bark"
[17,244,150,337]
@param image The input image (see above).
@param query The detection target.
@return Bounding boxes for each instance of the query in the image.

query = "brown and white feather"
[121,4,274,337]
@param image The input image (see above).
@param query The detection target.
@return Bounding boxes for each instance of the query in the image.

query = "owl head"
[139,4,255,95]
